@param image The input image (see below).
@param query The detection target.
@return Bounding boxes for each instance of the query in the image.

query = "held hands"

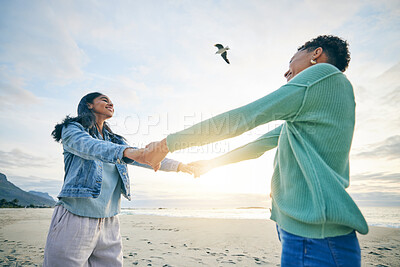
[143,139,169,172]
[138,137,215,178]
[177,163,195,175]
[123,147,214,178]
[123,148,194,176]
[177,160,213,178]
[188,160,214,178]
[123,148,147,164]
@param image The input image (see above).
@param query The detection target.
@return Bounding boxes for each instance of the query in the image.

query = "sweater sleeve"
[166,83,306,152]
[212,124,282,167]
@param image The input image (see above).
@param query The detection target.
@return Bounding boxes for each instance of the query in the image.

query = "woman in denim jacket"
[43,92,192,266]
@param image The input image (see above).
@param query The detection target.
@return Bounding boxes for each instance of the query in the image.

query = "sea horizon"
[2,205,398,229]
[120,206,400,229]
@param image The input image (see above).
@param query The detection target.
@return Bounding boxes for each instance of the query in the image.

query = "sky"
[0,0,399,208]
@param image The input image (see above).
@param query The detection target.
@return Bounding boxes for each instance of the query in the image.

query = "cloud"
[350,192,400,207]
[352,172,400,182]
[354,135,400,160]
[0,1,87,83]
[351,61,400,156]
[6,174,62,198]
[0,67,40,109]
[0,148,56,169]
[348,172,400,206]
[351,172,400,184]
[349,172,400,196]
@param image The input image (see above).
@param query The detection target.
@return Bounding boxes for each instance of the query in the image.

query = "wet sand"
[0,208,399,266]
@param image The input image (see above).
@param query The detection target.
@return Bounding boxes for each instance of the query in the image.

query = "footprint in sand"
[377,247,392,251]
[150,256,164,260]
[220,260,236,264]
[368,251,381,256]
[6,255,16,261]
[253,256,269,265]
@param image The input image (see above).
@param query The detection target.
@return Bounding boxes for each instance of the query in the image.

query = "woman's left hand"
[188,160,214,178]
[123,148,147,164]
[177,163,195,175]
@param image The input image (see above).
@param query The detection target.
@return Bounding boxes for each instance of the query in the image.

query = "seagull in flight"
[214,44,230,64]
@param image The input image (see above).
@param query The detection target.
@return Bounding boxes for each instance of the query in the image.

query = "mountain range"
[0,173,56,207]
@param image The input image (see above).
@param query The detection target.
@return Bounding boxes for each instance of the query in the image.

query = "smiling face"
[88,95,114,121]
[284,49,314,82]
[284,47,327,82]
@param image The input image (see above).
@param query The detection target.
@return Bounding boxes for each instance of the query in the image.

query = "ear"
[313,47,324,60]
[87,103,93,110]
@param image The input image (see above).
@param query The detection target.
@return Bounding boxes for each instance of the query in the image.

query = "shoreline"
[0,209,399,266]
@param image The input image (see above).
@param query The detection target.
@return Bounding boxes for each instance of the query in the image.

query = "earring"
[310,58,317,65]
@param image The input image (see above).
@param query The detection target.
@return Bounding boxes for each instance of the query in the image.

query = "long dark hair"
[51,92,125,143]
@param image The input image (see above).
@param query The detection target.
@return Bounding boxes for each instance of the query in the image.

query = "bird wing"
[221,51,230,64]
[214,44,224,49]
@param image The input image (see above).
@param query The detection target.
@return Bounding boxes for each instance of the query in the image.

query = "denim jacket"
[58,122,180,200]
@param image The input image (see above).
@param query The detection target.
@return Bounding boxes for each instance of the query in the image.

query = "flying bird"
[214,44,230,64]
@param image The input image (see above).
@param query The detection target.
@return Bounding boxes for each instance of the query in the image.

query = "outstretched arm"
[166,83,305,153]
[143,82,306,171]
[129,156,193,175]
[189,125,282,177]
[62,122,148,165]
[121,146,193,174]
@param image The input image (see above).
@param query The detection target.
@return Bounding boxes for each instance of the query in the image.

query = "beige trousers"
[43,205,123,267]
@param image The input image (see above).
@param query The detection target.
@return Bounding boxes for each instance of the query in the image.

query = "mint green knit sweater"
[166,63,368,238]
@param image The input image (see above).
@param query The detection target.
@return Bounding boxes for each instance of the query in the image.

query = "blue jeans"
[276,225,361,267]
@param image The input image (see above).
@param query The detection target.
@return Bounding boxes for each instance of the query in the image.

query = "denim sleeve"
[130,158,180,172]
[61,122,129,164]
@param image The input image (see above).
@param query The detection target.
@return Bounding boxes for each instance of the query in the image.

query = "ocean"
[121,206,400,229]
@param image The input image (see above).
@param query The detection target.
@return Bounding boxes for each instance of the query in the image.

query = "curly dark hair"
[298,35,350,72]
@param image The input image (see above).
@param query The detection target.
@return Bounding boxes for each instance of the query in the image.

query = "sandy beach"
[0,209,399,266]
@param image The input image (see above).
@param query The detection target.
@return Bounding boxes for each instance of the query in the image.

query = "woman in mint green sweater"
[143,35,368,266]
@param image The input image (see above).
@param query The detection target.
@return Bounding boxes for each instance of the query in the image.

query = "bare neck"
[95,117,106,137]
